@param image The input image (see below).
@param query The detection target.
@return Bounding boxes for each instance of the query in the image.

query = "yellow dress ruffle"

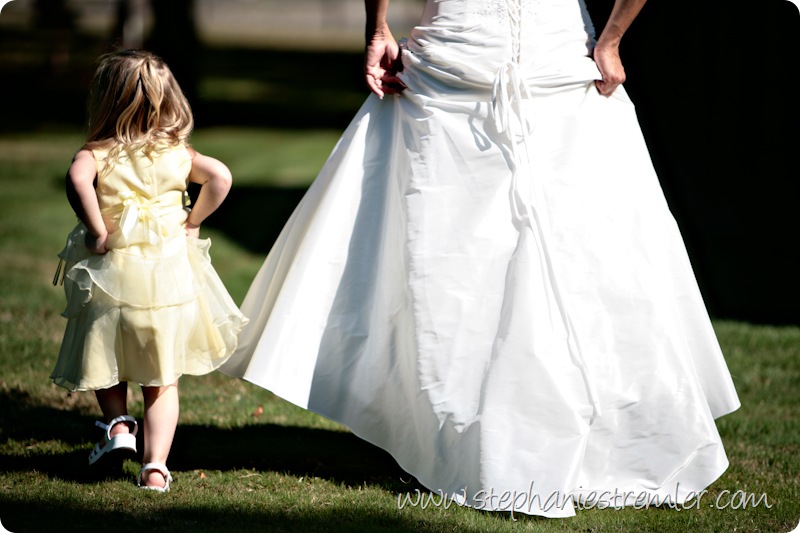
[51,144,247,391]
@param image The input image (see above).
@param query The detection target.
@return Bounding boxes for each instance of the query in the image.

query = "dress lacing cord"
[492,0,601,424]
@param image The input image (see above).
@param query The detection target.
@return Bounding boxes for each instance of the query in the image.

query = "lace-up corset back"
[408,0,597,93]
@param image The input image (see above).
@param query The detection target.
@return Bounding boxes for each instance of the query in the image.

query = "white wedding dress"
[222,0,740,517]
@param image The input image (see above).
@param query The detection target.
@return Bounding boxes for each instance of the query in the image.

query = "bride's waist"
[417,0,593,33]
[408,4,595,75]
[401,38,600,95]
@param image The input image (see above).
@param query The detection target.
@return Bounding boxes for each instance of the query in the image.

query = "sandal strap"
[138,462,172,490]
[95,415,138,439]
[140,462,171,478]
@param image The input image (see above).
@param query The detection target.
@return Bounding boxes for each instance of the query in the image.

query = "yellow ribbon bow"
[117,191,160,245]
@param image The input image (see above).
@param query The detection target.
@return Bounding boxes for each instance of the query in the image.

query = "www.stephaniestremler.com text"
[396,482,773,518]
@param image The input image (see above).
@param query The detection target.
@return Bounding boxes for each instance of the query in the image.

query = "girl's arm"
[593,0,648,96]
[364,0,405,98]
[66,150,108,253]
[185,148,233,239]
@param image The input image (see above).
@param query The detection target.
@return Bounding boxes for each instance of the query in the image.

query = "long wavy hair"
[84,49,193,165]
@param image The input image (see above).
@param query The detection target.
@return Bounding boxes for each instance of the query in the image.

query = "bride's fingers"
[366,64,405,97]
[594,66,624,96]
[595,79,607,95]
[595,79,617,96]
[366,73,385,98]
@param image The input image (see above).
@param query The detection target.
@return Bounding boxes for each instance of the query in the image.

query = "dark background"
[1,0,798,325]
[593,0,800,326]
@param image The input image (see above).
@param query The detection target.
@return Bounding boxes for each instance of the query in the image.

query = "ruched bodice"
[405,0,598,95]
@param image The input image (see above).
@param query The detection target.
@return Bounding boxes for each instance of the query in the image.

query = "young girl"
[51,49,247,492]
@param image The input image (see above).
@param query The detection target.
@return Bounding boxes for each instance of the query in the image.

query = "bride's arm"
[593,0,648,96]
[364,0,405,98]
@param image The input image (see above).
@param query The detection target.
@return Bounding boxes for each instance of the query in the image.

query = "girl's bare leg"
[140,382,179,488]
[95,382,131,438]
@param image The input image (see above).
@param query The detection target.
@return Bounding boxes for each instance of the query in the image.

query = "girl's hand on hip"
[186,222,200,239]
[85,230,109,254]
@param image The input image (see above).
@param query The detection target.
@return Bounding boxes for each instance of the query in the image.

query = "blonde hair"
[84,49,193,164]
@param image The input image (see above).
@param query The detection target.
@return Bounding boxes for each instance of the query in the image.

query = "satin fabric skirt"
[222,0,739,517]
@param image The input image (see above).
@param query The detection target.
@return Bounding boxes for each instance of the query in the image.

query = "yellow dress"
[51,143,248,391]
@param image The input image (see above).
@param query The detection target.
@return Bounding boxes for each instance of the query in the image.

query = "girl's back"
[92,144,192,254]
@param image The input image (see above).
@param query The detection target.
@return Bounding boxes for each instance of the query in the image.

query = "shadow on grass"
[170,423,413,493]
[0,502,505,533]
[0,385,415,492]
[0,386,501,532]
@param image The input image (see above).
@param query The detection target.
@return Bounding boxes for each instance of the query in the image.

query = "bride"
[222,0,740,517]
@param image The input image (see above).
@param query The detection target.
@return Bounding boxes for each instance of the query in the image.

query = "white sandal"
[137,462,172,493]
[87,415,138,465]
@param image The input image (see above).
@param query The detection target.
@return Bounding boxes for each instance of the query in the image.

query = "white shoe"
[87,415,138,465]
[137,462,172,493]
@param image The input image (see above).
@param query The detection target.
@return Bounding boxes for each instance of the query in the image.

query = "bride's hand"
[365,27,406,98]
[593,44,626,96]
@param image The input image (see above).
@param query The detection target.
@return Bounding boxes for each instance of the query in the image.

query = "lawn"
[0,130,797,532]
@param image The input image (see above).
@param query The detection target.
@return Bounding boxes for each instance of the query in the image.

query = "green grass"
[0,130,798,532]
